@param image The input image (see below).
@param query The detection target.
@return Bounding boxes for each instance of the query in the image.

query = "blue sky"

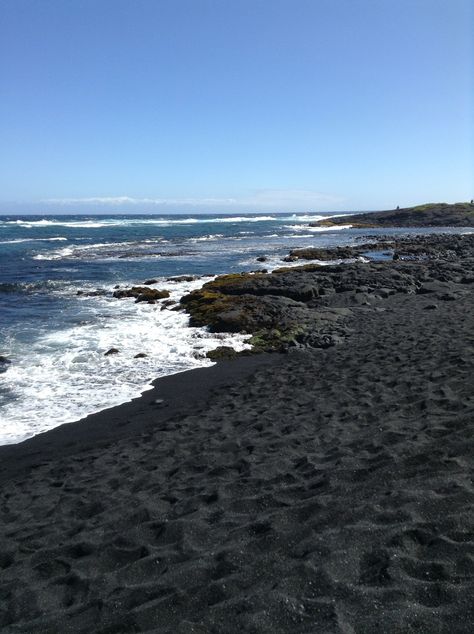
[0,0,472,214]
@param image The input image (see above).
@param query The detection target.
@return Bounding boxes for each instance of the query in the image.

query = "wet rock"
[134,353,148,359]
[161,299,177,310]
[76,289,108,297]
[256,256,268,262]
[143,279,158,285]
[289,246,360,261]
[206,346,238,360]
[104,348,120,356]
[166,275,197,282]
[0,356,11,372]
[113,286,170,302]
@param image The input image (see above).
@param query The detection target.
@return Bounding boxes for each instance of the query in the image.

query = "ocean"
[0,212,469,445]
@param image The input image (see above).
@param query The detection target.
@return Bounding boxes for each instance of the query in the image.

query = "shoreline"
[1,225,472,444]
[1,231,473,633]
[0,353,274,486]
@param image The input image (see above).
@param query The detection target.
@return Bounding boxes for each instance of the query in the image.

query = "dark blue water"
[1,212,470,444]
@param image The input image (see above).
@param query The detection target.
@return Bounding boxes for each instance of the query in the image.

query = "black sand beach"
[1,234,473,633]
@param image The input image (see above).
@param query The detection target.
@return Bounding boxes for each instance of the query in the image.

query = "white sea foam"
[0,277,251,445]
[32,239,174,261]
[284,224,353,232]
[4,219,110,228]
[279,234,316,239]
[281,214,326,222]
[33,246,76,260]
[241,254,359,271]
[1,215,279,229]
[283,213,353,221]
[0,213,354,231]
[0,237,68,244]
[189,234,224,242]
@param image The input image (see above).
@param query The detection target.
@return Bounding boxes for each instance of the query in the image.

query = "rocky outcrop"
[180,235,474,353]
[0,356,11,372]
[180,272,349,351]
[206,346,239,360]
[113,287,170,303]
[166,275,198,283]
[161,299,177,310]
[76,289,108,297]
[288,234,474,262]
[104,348,120,356]
[286,245,373,261]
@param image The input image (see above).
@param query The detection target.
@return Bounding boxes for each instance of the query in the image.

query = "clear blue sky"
[0,0,472,214]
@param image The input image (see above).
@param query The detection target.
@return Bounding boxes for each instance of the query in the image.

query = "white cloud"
[43,196,239,206]
[42,189,344,210]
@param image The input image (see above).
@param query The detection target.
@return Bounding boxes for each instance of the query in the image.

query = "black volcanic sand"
[1,237,474,633]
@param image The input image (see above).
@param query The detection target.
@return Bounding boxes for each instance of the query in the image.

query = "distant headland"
[312,201,474,228]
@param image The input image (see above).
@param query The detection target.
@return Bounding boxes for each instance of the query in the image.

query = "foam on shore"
[0,277,250,445]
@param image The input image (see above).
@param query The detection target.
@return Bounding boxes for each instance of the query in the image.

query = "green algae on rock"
[205,346,239,360]
[180,270,347,352]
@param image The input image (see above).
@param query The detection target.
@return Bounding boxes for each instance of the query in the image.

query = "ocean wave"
[1,215,279,229]
[32,243,197,261]
[30,239,177,261]
[278,234,317,239]
[284,224,353,232]
[189,234,224,242]
[280,213,354,222]
[0,237,68,244]
[0,280,68,294]
[0,277,250,444]
[280,214,326,222]
[240,254,360,271]
[3,219,110,228]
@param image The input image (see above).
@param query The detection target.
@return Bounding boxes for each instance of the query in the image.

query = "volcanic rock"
[113,287,170,302]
